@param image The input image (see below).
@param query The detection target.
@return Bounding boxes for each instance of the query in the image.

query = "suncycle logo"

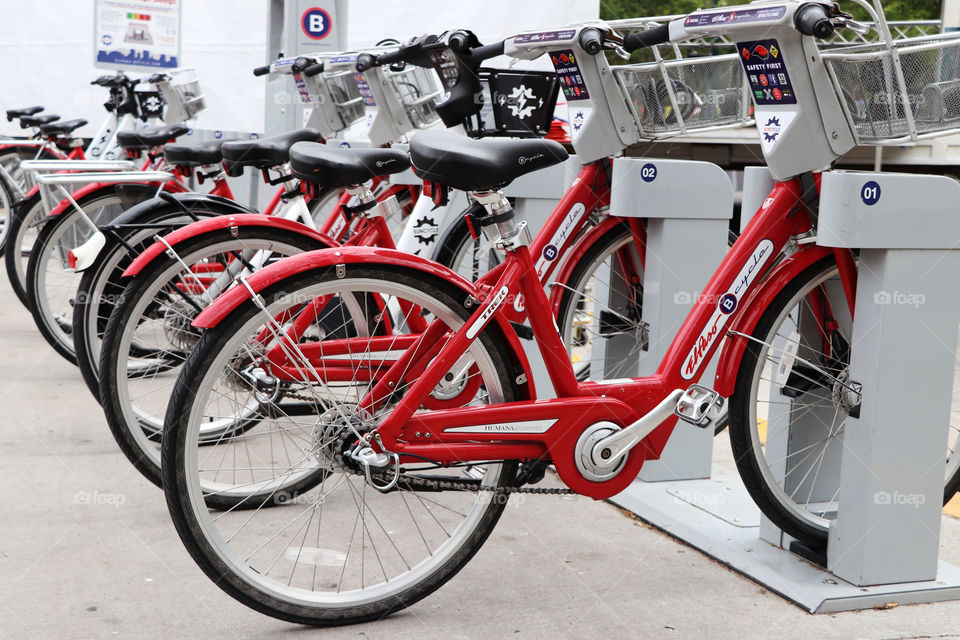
[681,239,775,380]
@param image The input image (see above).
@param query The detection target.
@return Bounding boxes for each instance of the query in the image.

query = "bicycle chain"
[278,390,575,495]
[392,474,575,495]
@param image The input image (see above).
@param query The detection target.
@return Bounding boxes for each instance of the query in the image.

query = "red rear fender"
[191,246,537,398]
[122,214,337,277]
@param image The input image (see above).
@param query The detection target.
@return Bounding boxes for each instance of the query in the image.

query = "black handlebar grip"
[302,62,325,77]
[253,65,271,77]
[471,41,505,61]
[355,53,377,72]
[376,49,404,66]
[579,27,604,55]
[291,57,311,73]
[623,23,671,52]
[794,3,834,38]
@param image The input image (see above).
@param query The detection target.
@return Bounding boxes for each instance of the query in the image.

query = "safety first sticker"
[550,50,590,101]
[737,39,797,106]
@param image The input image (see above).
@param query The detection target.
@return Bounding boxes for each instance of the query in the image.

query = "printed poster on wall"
[94,0,182,71]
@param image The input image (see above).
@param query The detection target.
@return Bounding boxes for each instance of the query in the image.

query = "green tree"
[599,0,943,22]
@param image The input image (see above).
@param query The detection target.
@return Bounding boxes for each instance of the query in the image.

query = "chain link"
[392,474,575,495]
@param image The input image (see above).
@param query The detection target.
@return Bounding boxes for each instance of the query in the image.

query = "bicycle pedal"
[674,384,724,428]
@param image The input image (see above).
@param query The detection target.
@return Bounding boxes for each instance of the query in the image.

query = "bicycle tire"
[25,184,156,363]
[162,262,520,624]
[728,256,960,545]
[98,225,332,487]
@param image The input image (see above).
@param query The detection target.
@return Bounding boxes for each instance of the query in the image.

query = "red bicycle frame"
[309,174,854,499]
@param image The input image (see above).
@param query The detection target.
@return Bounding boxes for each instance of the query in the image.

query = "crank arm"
[591,389,684,468]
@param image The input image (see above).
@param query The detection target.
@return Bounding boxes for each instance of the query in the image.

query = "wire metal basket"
[822,33,960,144]
[380,64,444,130]
[159,68,206,124]
[613,53,753,138]
[309,64,367,127]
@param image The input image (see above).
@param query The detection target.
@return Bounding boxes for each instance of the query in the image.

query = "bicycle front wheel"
[554,221,645,381]
[728,257,960,545]
[162,263,519,625]
[99,226,329,487]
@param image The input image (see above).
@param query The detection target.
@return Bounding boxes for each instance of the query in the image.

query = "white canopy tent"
[0,0,599,135]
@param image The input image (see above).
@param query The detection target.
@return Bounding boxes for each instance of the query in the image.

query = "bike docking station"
[612,165,960,613]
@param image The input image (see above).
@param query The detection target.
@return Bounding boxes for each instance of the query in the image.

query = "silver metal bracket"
[674,384,725,428]
[494,219,531,251]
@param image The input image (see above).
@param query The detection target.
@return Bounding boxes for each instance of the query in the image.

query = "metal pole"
[944,0,960,32]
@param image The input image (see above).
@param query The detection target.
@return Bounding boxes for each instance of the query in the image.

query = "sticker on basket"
[738,39,797,106]
[756,110,797,153]
[685,5,787,28]
[353,72,376,107]
[293,73,311,104]
[570,107,592,138]
[550,50,590,101]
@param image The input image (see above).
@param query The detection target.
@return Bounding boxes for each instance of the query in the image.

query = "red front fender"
[191,246,537,398]
[713,244,835,397]
[122,213,339,277]
[547,215,646,313]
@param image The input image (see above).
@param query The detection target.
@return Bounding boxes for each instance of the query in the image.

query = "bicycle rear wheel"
[162,263,519,625]
[4,195,47,307]
[26,184,156,362]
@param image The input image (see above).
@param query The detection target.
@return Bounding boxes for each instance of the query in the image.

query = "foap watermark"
[873,290,925,309]
[673,291,723,306]
[672,489,726,509]
[74,491,126,507]
[874,490,926,508]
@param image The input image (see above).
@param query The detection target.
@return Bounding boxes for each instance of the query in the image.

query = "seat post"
[472,190,528,250]
[344,183,402,221]
[344,183,376,205]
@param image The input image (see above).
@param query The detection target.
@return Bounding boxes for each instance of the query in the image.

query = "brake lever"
[838,16,871,35]
[611,44,630,60]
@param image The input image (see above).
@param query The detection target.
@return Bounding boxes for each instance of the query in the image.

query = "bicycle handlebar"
[578,28,604,55]
[355,53,377,72]
[471,40,505,61]
[794,3,835,38]
[623,24,671,53]
[618,2,835,54]
[253,64,271,77]
[301,62,325,77]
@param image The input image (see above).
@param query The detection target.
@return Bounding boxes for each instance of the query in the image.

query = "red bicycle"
[158,4,960,624]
